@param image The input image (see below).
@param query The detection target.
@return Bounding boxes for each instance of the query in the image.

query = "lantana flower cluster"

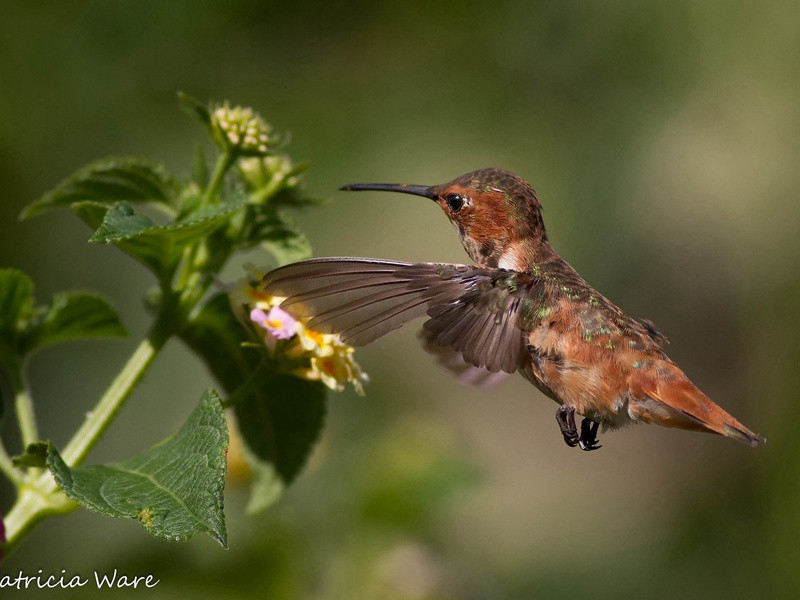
[211,102,271,154]
[236,276,368,395]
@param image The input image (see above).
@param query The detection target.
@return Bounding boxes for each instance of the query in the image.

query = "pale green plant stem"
[202,150,235,206]
[60,330,167,467]
[176,150,234,291]
[0,438,24,487]
[1,352,39,450]
[5,363,42,482]
[14,386,38,449]
[3,323,170,551]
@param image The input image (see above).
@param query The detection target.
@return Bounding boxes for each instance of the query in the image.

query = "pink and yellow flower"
[233,272,369,395]
[250,306,299,340]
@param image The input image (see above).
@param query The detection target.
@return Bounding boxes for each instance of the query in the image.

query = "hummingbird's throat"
[458,225,549,271]
[459,231,503,267]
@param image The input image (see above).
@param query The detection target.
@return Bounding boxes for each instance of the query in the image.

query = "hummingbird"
[262,168,764,450]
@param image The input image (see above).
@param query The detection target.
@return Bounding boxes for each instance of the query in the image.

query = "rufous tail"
[628,365,765,446]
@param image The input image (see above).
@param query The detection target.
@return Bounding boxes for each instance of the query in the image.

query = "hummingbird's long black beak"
[339,183,437,200]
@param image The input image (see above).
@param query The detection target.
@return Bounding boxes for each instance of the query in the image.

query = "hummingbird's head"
[341,168,548,268]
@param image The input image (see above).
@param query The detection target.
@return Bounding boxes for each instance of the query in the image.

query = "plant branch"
[14,384,38,449]
[1,350,39,451]
[202,150,235,206]
[60,329,170,467]
[0,437,24,487]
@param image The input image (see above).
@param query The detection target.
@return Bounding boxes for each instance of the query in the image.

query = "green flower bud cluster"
[211,103,271,154]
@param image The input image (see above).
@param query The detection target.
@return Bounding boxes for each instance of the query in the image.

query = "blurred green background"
[1,1,798,598]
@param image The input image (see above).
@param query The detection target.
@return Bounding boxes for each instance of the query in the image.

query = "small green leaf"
[90,201,158,243]
[70,201,112,230]
[260,228,312,266]
[241,209,312,265]
[177,92,212,129]
[22,157,177,219]
[0,269,34,332]
[270,186,327,210]
[48,390,229,547]
[26,292,127,351]
[178,293,327,508]
[88,200,244,277]
[12,441,49,468]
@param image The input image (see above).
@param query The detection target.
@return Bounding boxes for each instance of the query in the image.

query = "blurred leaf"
[178,293,326,509]
[88,200,244,277]
[70,200,112,231]
[0,269,34,332]
[241,446,284,515]
[192,144,209,188]
[21,157,178,219]
[261,231,312,266]
[177,293,258,388]
[285,161,312,178]
[0,270,126,363]
[248,212,312,265]
[235,373,326,486]
[12,441,49,468]
[48,389,229,547]
[25,292,127,352]
[270,186,327,210]
[177,91,212,129]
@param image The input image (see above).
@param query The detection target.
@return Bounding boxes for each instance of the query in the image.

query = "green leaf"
[239,445,284,515]
[48,389,229,546]
[0,270,125,360]
[70,200,112,230]
[177,293,261,390]
[22,157,178,219]
[25,292,127,351]
[235,373,326,486]
[177,92,212,129]
[88,200,244,277]
[178,293,327,510]
[242,209,312,266]
[260,228,312,266]
[12,441,49,468]
[0,269,34,332]
[270,185,327,210]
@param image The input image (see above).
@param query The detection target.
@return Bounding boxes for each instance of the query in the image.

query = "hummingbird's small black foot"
[555,405,579,447]
[578,418,602,451]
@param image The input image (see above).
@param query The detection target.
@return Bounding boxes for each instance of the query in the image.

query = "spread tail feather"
[628,366,765,447]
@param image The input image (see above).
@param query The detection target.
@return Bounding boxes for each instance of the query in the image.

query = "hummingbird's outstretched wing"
[262,257,548,374]
[418,330,510,388]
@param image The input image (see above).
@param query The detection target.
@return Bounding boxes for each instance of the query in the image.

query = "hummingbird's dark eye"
[446,194,465,213]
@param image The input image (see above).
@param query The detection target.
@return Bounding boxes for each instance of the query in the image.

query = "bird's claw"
[555,407,604,450]
[564,432,580,447]
[555,406,580,447]
[578,418,602,451]
[578,439,602,451]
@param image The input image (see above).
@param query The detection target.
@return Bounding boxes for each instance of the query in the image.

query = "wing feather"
[262,257,547,375]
